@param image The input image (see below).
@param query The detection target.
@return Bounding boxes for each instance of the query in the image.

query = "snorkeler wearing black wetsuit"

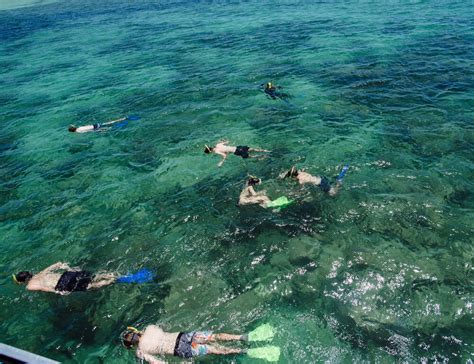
[262,82,289,100]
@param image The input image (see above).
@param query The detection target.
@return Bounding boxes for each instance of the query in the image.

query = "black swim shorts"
[319,177,331,193]
[55,271,92,292]
[234,146,250,159]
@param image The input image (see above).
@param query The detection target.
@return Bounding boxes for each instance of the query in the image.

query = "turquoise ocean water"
[0,1,473,362]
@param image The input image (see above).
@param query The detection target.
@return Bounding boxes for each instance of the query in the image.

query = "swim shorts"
[55,271,92,292]
[173,331,213,358]
[234,146,250,159]
[319,177,331,193]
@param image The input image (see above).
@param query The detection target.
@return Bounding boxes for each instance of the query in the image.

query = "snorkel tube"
[11,274,19,284]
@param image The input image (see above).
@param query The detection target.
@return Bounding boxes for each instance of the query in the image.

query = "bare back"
[296,171,322,185]
[214,142,236,155]
[138,325,180,357]
[27,273,61,293]
[238,186,270,206]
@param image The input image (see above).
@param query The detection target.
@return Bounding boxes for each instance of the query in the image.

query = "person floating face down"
[262,82,288,100]
[68,117,127,133]
[121,325,246,364]
[239,177,271,207]
[282,166,343,196]
[12,262,117,295]
[204,141,270,167]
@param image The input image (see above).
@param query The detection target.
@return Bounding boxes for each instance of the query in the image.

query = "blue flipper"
[126,115,141,121]
[113,115,141,129]
[336,165,349,182]
[117,268,154,283]
[114,121,128,128]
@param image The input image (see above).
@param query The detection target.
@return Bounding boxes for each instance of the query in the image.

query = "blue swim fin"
[117,268,154,284]
[126,115,141,121]
[336,165,349,182]
[114,115,141,129]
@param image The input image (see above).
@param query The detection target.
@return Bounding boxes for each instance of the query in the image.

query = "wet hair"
[247,177,261,186]
[68,125,77,132]
[121,330,141,349]
[204,145,213,154]
[15,271,33,283]
[285,166,298,178]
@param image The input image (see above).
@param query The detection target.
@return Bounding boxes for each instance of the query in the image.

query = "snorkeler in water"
[68,115,140,133]
[121,323,279,363]
[12,262,117,295]
[282,165,349,197]
[239,177,271,207]
[204,140,270,167]
[262,82,289,100]
[122,325,245,363]
[12,262,154,295]
[239,177,293,210]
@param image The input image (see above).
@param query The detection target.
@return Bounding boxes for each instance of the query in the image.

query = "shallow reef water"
[0,1,472,362]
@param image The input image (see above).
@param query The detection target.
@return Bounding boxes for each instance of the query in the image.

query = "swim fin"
[264,196,293,210]
[114,115,141,129]
[248,324,276,342]
[336,165,349,182]
[247,346,281,362]
[126,115,141,121]
[117,268,154,284]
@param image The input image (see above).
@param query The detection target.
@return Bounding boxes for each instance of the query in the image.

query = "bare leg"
[89,273,117,289]
[103,117,127,126]
[248,155,268,161]
[328,181,341,197]
[249,148,271,153]
[207,344,245,355]
[211,333,245,342]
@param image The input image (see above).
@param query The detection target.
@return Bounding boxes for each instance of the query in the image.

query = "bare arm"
[137,350,166,364]
[39,262,69,275]
[216,152,227,167]
[247,186,257,196]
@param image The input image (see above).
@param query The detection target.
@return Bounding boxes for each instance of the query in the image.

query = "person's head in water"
[247,176,261,186]
[12,271,33,284]
[68,125,77,132]
[265,82,273,90]
[285,166,298,178]
[204,145,213,154]
[121,327,142,349]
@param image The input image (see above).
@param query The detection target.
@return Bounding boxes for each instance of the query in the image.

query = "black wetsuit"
[55,271,92,292]
[265,85,290,100]
[264,87,278,99]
